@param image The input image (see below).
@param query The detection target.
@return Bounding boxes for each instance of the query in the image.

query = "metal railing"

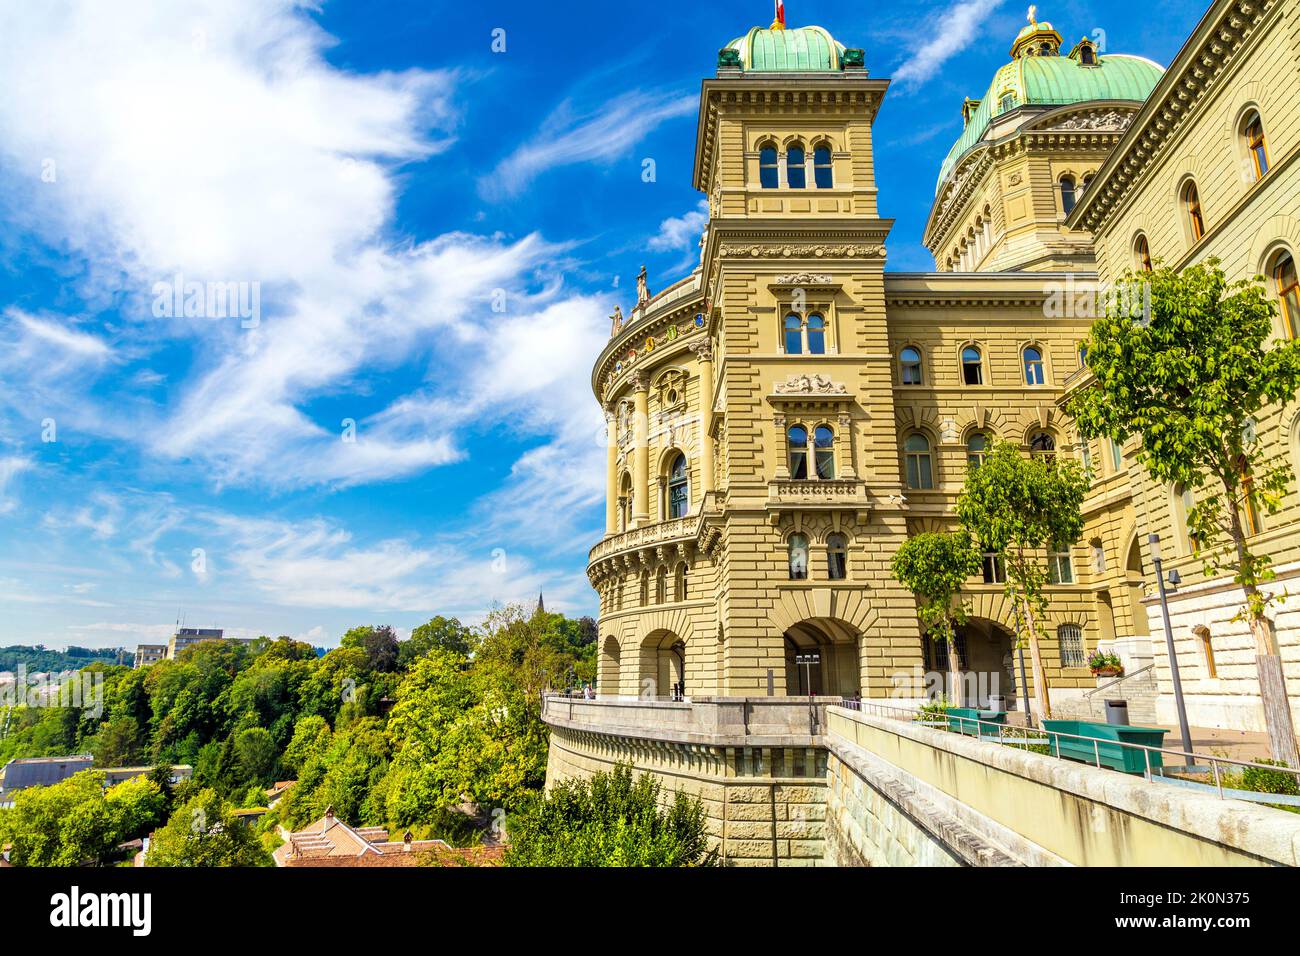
[835,698,1300,804]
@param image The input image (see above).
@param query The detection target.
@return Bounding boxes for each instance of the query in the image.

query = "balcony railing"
[588,513,702,566]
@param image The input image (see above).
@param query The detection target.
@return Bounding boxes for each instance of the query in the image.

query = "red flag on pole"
[775,0,786,28]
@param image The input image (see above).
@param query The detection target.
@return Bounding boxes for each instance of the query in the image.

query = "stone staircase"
[1053,664,1158,725]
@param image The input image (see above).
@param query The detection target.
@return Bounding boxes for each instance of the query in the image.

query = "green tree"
[956,440,1089,719]
[91,716,143,768]
[340,625,400,673]
[1068,262,1300,764]
[401,616,475,664]
[505,763,716,867]
[891,532,983,706]
[146,788,272,866]
[0,771,164,866]
[281,714,332,777]
[234,726,278,787]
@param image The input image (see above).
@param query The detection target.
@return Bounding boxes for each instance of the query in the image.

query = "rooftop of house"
[273,807,500,867]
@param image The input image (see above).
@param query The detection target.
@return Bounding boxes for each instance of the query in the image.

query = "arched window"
[826,532,848,580]
[1048,541,1074,584]
[1133,233,1153,272]
[1182,180,1205,241]
[1029,431,1056,461]
[1079,45,1096,65]
[786,142,806,189]
[1195,626,1217,678]
[788,533,809,580]
[900,346,923,385]
[961,345,983,385]
[966,433,989,470]
[655,566,667,604]
[759,142,779,189]
[620,473,633,531]
[674,563,687,602]
[783,313,803,354]
[1273,251,1298,339]
[1059,176,1077,216]
[1057,624,1085,668]
[1244,112,1269,180]
[813,144,833,188]
[814,425,835,479]
[904,433,933,489]
[806,313,826,354]
[1108,438,1123,472]
[667,453,689,519]
[639,570,649,605]
[1174,483,1199,554]
[788,425,809,479]
[1080,174,1094,195]
[1023,346,1045,385]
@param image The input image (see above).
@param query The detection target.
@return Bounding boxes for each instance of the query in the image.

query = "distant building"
[133,644,166,668]
[165,628,254,660]
[272,806,502,867]
[0,755,93,806]
[0,757,190,807]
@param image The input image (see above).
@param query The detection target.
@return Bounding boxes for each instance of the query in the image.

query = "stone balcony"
[766,477,872,517]
[541,694,843,746]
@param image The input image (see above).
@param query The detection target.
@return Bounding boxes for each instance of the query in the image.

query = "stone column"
[691,340,716,498]
[632,372,650,526]
[604,408,618,536]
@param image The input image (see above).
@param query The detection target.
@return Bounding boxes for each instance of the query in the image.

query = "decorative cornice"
[1070,0,1276,235]
[771,373,849,396]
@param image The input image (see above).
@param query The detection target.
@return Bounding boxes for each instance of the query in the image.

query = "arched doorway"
[1124,536,1151,637]
[951,619,1019,709]
[783,618,861,698]
[639,630,686,700]
[599,636,620,697]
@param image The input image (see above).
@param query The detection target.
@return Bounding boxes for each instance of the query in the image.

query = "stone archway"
[953,619,1020,709]
[599,635,621,697]
[639,629,687,700]
[783,617,861,698]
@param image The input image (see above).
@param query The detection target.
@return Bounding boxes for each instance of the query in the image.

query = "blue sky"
[0,0,1199,650]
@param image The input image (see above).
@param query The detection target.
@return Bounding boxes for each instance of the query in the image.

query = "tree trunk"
[1021,597,1052,720]
[1229,506,1300,767]
[947,637,964,708]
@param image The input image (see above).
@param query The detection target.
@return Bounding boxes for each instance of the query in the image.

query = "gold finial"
[1027,5,1038,26]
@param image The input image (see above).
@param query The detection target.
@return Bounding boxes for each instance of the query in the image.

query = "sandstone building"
[546,2,1300,864]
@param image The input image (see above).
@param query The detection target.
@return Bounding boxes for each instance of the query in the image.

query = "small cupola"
[1068,37,1100,66]
[1010,6,1063,58]
[961,97,982,127]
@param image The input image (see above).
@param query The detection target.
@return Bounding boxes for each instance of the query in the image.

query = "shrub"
[504,763,717,867]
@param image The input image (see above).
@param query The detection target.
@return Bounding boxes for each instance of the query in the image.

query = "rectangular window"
[981,552,1005,585]
[1048,544,1074,584]
[1058,624,1086,668]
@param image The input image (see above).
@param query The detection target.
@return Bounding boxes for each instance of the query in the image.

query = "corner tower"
[923,11,1163,272]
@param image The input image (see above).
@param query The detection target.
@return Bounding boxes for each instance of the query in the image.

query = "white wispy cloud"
[648,200,709,252]
[892,0,1004,90]
[0,0,609,495]
[479,89,696,200]
[0,455,33,514]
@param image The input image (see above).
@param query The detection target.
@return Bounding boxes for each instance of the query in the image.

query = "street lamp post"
[1149,533,1194,766]
[795,652,821,735]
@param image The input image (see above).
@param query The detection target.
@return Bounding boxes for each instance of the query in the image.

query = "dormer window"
[999,92,1016,113]
[1079,45,1096,65]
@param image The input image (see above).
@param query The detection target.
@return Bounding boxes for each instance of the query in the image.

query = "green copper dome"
[936,51,1163,192]
[725,25,846,71]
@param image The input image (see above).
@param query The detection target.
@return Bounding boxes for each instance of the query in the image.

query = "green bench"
[946,707,1008,737]
[1041,719,1167,774]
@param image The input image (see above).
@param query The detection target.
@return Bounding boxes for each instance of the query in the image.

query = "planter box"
[946,707,1008,737]
[1042,719,1167,775]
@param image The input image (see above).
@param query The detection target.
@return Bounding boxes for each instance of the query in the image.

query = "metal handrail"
[835,698,1300,801]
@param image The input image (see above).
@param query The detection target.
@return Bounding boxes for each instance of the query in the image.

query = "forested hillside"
[0,606,597,866]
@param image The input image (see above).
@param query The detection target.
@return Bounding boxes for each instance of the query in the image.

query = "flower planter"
[1041,719,1167,775]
